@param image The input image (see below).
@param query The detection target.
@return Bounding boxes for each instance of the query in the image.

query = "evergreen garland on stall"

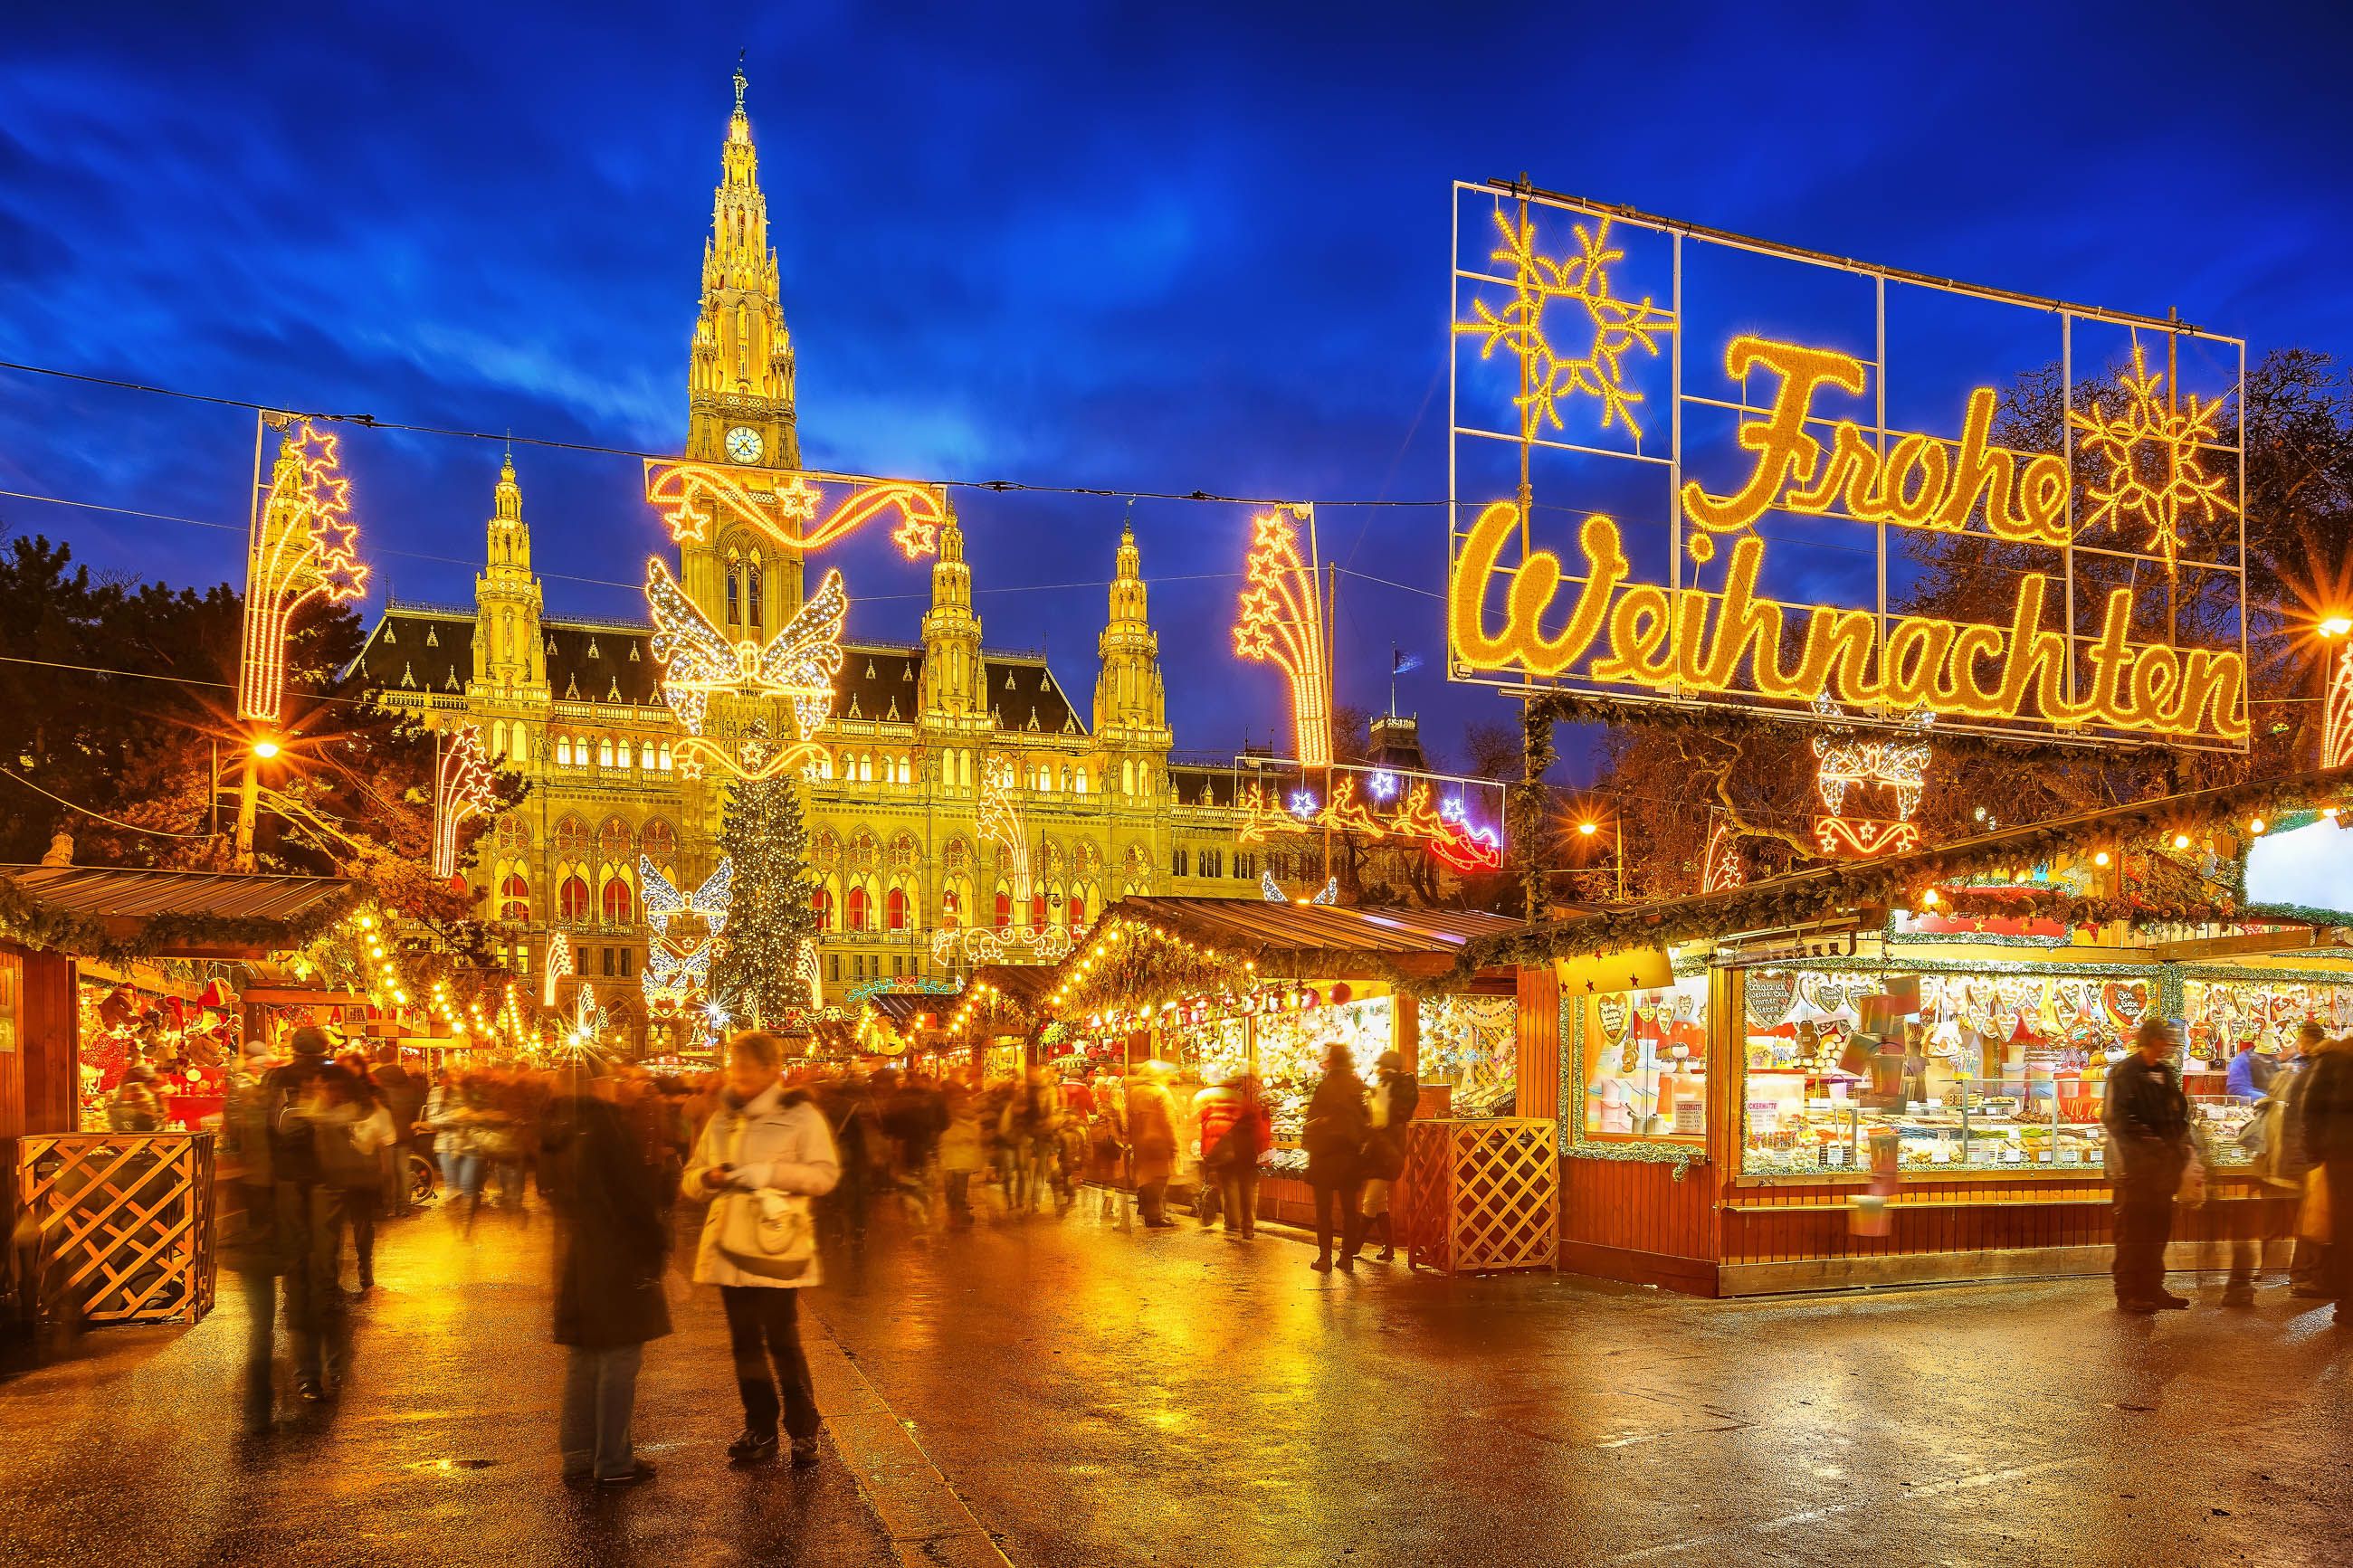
[710,768,821,1027]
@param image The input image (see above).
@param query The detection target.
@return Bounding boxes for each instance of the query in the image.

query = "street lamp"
[233,733,285,870]
[2320,613,2353,769]
[1576,816,1625,902]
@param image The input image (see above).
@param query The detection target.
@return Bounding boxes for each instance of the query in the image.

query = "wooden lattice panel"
[1404,1118,1558,1274]
[14,1133,217,1326]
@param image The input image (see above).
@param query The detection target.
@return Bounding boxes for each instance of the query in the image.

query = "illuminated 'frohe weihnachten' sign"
[1447,184,2250,750]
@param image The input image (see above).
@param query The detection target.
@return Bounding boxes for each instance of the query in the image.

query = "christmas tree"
[711,751,822,1025]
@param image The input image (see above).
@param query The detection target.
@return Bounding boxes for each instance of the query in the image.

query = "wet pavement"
[0,1197,891,1568]
[5,1188,2350,1568]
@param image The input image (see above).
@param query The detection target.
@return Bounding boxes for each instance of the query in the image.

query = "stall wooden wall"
[1515,967,1560,1123]
[1559,1155,1719,1293]
[0,946,77,1140]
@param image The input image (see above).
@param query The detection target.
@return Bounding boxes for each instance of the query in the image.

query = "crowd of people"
[2103,1016,2353,1317]
[208,1025,1425,1487]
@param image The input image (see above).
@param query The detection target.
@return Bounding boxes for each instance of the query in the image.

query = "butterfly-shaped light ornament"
[645,557,847,779]
[641,854,735,941]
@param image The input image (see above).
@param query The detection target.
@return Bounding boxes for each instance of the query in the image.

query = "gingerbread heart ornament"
[1745,972,1796,1032]
[2102,980,2149,1031]
[1596,997,1629,1050]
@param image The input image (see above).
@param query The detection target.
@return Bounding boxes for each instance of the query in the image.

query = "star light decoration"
[646,558,845,782]
[2066,341,2236,578]
[1232,771,1507,872]
[239,417,370,723]
[929,758,1074,967]
[643,461,944,562]
[641,856,735,1015]
[1702,819,1747,894]
[1456,210,1676,442]
[431,724,500,879]
[1810,694,1935,857]
[542,938,573,1009]
[1234,505,1333,768]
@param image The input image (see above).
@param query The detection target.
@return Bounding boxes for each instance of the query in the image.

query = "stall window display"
[1256,996,1395,1140]
[1419,993,1517,1117]
[1736,968,2284,1175]
[1583,978,1708,1140]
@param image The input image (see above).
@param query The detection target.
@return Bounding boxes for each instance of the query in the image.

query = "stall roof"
[965,965,1060,1012]
[870,993,948,1029]
[1462,764,2353,973]
[1097,896,1522,978]
[0,864,362,959]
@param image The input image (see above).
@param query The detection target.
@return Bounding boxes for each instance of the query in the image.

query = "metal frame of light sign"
[1446,181,2250,753]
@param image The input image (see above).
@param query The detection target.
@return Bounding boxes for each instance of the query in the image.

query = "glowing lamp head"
[2320,615,2353,639]
[251,737,282,760]
[1577,821,1598,837]
[2093,851,2111,867]
[2249,817,2267,835]
[1920,889,1941,908]
[2172,833,2191,850]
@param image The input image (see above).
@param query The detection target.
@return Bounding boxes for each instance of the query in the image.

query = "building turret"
[919,505,986,728]
[1092,521,1168,744]
[472,448,546,692]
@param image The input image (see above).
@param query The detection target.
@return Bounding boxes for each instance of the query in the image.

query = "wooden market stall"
[1045,898,1555,1269]
[1477,772,2351,1297]
[1,864,358,1328]
[942,964,1057,1077]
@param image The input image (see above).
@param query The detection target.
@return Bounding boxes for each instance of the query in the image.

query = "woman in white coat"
[682,1031,841,1468]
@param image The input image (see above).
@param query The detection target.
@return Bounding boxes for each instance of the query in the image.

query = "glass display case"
[1582,975,1709,1141]
[1738,966,2266,1176]
[1419,993,1517,1117]
[1256,996,1395,1140]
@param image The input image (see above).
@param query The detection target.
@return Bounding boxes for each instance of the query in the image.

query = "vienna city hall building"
[351,75,1266,1047]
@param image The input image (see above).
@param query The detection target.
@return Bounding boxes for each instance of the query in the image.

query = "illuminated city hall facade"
[353,74,1263,1043]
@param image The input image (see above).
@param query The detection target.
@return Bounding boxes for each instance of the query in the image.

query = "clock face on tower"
[725,425,765,464]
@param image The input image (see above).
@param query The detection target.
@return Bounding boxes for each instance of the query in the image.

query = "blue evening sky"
[3,2,2348,776]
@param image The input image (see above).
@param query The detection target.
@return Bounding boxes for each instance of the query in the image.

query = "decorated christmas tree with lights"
[710,744,822,1025]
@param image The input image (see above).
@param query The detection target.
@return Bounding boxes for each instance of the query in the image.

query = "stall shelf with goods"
[1041,898,1525,1233]
[1473,768,2352,1297]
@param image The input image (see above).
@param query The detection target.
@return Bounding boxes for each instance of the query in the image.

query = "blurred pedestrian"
[2273,1025,2332,1297]
[880,1069,948,1223]
[1358,1050,1420,1263]
[1196,1074,1271,1238]
[106,1065,163,1132]
[2295,1028,2353,1326]
[218,1037,288,1431]
[1304,1043,1369,1273]
[370,1047,425,1217]
[938,1084,985,1227]
[1126,1063,1178,1229]
[544,1072,672,1487]
[684,1031,840,1468]
[265,1027,348,1396]
[309,1065,395,1295]
[428,1070,487,1227]
[2103,1017,2195,1313]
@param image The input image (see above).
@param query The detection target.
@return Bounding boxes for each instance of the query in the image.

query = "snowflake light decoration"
[2067,341,2235,577]
[1457,211,1675,442]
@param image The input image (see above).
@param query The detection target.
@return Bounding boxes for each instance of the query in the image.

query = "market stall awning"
[1090,897,1523,980]
[0,864,362,960]
[1463,764,2353,973]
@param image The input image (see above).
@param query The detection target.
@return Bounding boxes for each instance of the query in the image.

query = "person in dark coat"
[1303,1043,1371,1273]
[543,1074,673,1487]
[2294,1030,2353,1326]
[369,1046,426,1216]
[2102,1017,2195,1313]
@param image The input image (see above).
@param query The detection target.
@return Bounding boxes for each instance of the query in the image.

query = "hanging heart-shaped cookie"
[1596,996,1629,1050]
[1745,972,1796,1033]
[2102,979,2148,1031]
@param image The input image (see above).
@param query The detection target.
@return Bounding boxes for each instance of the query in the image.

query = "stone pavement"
[4,1185,2350,1568]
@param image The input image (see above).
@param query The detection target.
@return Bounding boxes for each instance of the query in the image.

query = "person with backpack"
[684,1032,840,1468]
